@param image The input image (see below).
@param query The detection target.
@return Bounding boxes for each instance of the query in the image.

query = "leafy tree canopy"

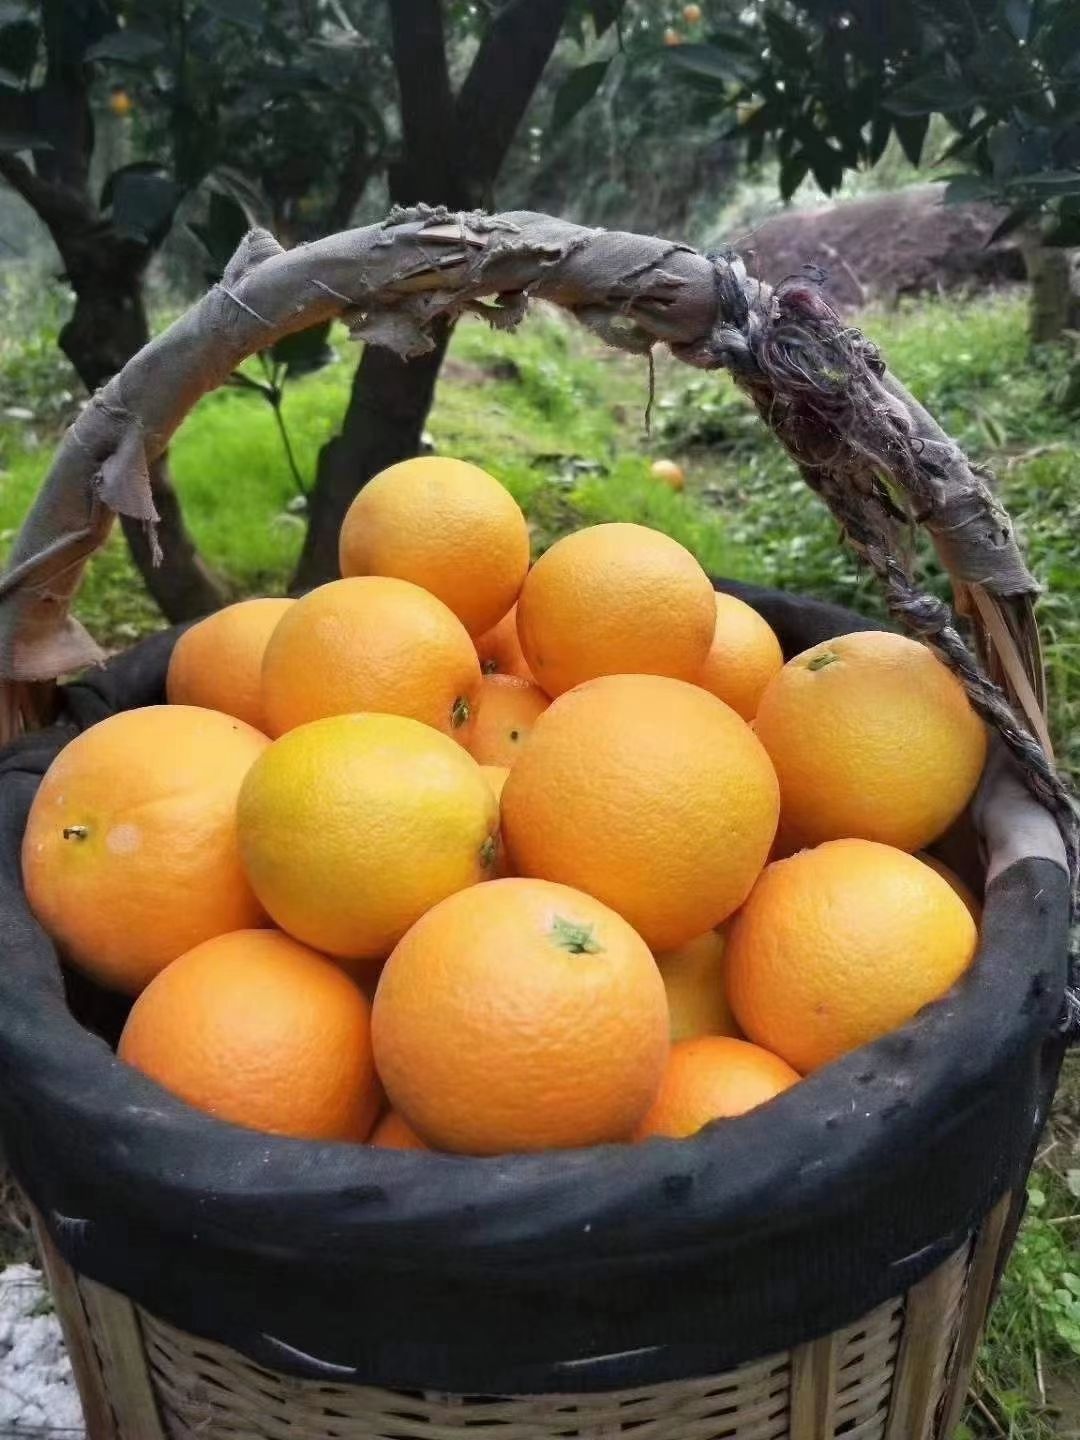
[658,0,1080,246]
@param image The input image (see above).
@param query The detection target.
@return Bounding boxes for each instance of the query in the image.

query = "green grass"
[2,282,1079,1431]
[970,1136,1080,1439]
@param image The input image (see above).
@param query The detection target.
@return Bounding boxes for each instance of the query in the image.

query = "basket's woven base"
[34,1197,1010,1440]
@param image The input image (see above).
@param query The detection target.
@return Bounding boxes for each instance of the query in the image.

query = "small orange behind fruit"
[515,523,715,697]
[166,597,291,732]
[503,674,779,950]
[727,839,979,1072]
[22,706,267,995]
[654,929,740,1042]
[372,878,669,1154]
[634,1036,799,1139]
[697,592,784,721]
[753,630,987,852]
[238,713,498,962]
[371,1111,429,1150]
[338,457,529,636]
[650,459,685,491]
[467,674,550,768]
[475,604,534,682]
[261,576,481,740]
[119,930,379,1141]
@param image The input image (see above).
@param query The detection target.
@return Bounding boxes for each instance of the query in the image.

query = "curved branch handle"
[0,205,1074,886]
[0,211,732,680]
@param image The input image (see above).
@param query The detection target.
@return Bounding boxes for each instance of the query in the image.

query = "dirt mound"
[731,184,1025,310]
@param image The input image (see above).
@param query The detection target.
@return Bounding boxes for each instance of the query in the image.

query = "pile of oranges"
[22,456,986,1156]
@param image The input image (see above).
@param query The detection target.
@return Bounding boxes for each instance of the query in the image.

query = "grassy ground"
[1,282,1078,1435]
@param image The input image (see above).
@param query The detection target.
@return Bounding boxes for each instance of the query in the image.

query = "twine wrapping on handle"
[0,205,1075,903]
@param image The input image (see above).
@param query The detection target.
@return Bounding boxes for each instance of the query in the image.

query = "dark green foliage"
[504,1,743,235]
[659,0,1080,234]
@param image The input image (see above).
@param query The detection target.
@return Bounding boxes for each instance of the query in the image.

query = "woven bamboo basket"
[0,210,1073,1440]
[34,1197,1010,1440]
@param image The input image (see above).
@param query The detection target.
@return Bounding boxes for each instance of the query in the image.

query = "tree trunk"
[292,0,571,590]
[292,325,452,591]
[58,237,227,621]
[1025,244,1080,345]
[291,0,462,590]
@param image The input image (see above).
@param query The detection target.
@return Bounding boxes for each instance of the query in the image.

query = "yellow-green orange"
[237,714,498,962]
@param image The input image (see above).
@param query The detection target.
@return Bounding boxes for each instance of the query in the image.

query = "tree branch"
[455,0,572,194]
[0,148,101,238]
[0,151,66,225]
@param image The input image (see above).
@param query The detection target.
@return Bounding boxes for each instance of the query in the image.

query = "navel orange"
[502,675,779,950]
[727,839,979,1072]
[753,630,987,851]
[372,878,669,1154]
[237,713,498,962]
[515,523,715,696]
[634,1036,799,1139]
[261,576,481,740]
[466,674,550,768]
[119,930,378,1141]
[474,604,534,682]
[654,928,740,1042]
[370,1111,429,1151]
[22,706,267,995]
[338,457,529,636]
[697,592,784,721]
[166,597,292,732]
